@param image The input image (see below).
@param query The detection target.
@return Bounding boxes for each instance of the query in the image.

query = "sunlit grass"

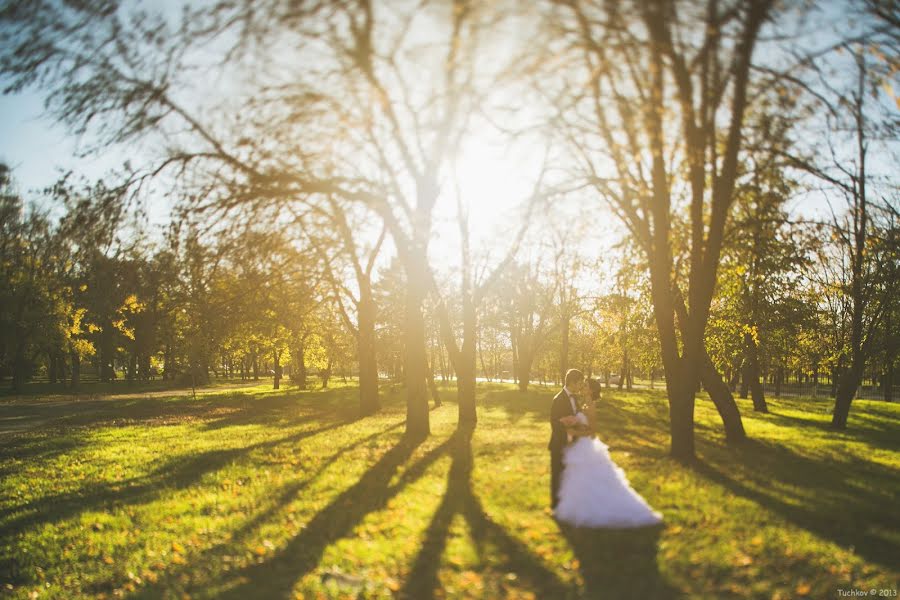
[1,380,897,599]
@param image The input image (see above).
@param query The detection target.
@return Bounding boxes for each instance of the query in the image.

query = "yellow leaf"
[103,556,114,565]
[253,545,268,556]
[795,582,811,596]
[733,553,753,567]
[751,536,763,546]
[171,541,185,554]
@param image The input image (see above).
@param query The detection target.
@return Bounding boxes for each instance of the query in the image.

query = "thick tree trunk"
[357,288,380,415]
[404,253,430,440]
[832,364,862,429]
[674,291,745,443]
[667,371,696,462]
[699,352,747,442]
[516,350,532,393]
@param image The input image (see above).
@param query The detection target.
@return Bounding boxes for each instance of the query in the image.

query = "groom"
[548,368,586,510]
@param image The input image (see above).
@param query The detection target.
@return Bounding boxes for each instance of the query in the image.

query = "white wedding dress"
[555,412,663,528]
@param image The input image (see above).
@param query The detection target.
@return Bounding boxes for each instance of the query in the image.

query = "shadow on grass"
[0,386,367,479]
[0,420,350,585]
[561,392,900,574]
[101,420,407,598]
[556,523,678,600]
[0,385,364,436]
[214,432,455,599]
[478,386,556,424]
[401,425,572,599]
[692,436,900,571]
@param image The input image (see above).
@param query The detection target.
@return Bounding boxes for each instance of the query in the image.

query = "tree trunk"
[667,371,696,462]
[699,352,747,442]
[404,252,430,439]
[163,344,172,380]
[885,302,896,402]
[357,287,380,415]
[273,349,282,390]
[49,350,60,384]
[99,333,115,382]
[70,350,80,390]
[510,327,519,386]
[426,353,441,408]
[742,332,768,412]
[457,296,477,424]
[478,338,489,382]
[127,352,137,384]
[674,291,744,444]
[560,314,570,382]
[832,363,862,429]
[294,340,307,390]
[516,349,532,393]
[885,360,894,403]
[321,355,332,389]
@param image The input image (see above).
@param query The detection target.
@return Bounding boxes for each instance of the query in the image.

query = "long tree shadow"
[556,522,677,600]
[107,421,406,598]
[402,425,573,599]
[0,387,364,479]
[0,419,347,579]
[216,432,456,599]
[691,436,899,570]
[0,384,364,438]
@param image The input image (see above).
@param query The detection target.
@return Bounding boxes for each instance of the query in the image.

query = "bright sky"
[1,0,895,253]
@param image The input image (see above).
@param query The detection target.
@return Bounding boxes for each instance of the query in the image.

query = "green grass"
[0,380,897,599]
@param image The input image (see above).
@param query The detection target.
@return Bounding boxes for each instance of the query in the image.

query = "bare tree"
[544,0,773,459]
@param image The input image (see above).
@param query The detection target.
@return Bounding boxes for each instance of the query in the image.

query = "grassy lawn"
[1,380,897,599]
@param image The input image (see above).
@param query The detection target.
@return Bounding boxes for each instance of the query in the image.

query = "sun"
[442,128,547,251]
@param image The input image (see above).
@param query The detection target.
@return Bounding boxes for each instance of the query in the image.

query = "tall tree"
[546,0,773,459]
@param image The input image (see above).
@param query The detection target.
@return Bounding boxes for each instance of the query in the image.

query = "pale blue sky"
[1,0,894,225]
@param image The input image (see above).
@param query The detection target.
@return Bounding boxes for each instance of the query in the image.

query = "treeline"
[3,163,896,404]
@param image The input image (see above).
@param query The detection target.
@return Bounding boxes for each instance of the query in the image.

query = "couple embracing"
[549,369,663,528]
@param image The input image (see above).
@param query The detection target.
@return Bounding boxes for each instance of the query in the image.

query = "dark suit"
[548,388,578,509]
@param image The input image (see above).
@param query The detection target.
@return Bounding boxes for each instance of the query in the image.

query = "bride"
[554,378,663,528]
